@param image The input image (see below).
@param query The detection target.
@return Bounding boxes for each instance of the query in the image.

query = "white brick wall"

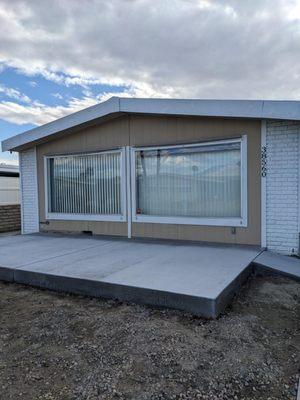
[19,147,39,234]
[266,120,300,254]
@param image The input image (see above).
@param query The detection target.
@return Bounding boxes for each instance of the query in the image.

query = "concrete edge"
[12,269,216,319]
[0,266,14,282]
[252,262,300,282]
[214,263,254,317]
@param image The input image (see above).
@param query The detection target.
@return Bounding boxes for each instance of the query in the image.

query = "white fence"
[0,176,20,205]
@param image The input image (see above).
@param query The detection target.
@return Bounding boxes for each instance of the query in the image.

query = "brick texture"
[266,120,300,255]
[0,204,21,232]
[19,148,39,233]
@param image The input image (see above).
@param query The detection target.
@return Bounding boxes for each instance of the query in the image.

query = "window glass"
[48,152,121,215]
[135,142,241,218]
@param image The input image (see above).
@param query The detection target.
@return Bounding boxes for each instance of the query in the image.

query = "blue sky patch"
[0,67,128,164]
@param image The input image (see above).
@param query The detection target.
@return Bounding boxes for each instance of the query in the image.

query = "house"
[1,98,300,255]
[0,164,19,205]
[0,164,20,232]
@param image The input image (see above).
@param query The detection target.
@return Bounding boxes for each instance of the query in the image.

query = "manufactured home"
[0,164,19,205]
[0,164,20,233]
[2,98,300,255]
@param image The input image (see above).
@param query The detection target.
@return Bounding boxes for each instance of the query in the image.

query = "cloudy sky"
[0,0,300,164]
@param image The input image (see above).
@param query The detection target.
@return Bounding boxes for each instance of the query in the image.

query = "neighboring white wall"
[19,147,39,234]
[266,120,300,255]
[0,176,20,205]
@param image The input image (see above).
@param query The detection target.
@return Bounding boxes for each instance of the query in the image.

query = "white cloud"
[0,156,18,165]
[51,92,63,99]
[0,84,31,103]
[0,81,177,127]
[0,96,99,125]
[0,0,299,100]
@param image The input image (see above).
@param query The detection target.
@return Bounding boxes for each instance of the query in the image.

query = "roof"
[2,97,300,152]
[0,164,19,172]
[0,164,19,177]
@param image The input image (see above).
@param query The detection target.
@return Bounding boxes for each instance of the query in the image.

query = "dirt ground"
[0,275,299,400]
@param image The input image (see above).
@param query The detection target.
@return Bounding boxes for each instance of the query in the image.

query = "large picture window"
[132,137,247,226]
[45,149,126,221]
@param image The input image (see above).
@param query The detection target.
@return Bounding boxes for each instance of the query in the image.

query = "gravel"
[0,275,299,400]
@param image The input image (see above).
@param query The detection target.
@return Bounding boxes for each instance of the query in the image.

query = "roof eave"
[2,98,300,152]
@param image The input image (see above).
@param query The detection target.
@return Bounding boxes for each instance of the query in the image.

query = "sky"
[0,0,300,165]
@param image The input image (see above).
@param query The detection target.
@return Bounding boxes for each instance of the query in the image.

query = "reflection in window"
[135,143,241,218]
[47,152,121,215]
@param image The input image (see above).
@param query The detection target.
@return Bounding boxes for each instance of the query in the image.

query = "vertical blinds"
[48,152,121,215]
[135,143,241,218]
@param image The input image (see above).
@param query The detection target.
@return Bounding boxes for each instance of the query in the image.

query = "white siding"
[266,120,300,254]
[0,176,20,205]
[19,148,39,233]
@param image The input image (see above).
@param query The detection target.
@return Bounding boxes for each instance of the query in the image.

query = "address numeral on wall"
[261,146,267,177]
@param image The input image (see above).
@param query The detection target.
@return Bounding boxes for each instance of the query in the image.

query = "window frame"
[44,148,127,222]
[130,136,248,227]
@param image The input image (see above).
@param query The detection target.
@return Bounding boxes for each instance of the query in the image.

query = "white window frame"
[130,136,248,227]
[44,148,127,222]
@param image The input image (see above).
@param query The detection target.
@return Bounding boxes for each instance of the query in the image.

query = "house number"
[261,146,267,177]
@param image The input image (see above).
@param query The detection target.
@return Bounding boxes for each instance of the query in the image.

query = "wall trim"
[35,147,40,232]
[18,152,24,234]
[126,146,132,238]
[298,132,300,255]
[19,147,39,234]
[261,120,267,248]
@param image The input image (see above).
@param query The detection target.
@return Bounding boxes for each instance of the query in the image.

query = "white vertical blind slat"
[48,152,121,215]
[136,144,241,219]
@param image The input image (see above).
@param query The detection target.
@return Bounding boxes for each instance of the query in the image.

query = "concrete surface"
[254,251,300,281]
[0,233,261,318]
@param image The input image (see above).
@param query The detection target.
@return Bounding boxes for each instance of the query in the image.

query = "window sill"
[46,213,126,222]
[133,215,247,227]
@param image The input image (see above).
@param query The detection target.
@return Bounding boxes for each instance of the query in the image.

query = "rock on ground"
[0,275,299,400]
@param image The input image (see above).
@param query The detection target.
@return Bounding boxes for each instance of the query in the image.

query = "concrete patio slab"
[253,251,300,281]
[0,234,112,268]
[0,233,261,318]
[102,245,258,298]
